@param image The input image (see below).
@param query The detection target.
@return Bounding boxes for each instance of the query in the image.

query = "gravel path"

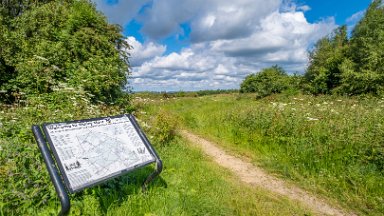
[180,130,355,216]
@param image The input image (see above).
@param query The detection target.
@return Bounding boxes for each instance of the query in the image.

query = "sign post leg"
[32,126,70,216]
[126,115,164,192]
[142,159,163,191]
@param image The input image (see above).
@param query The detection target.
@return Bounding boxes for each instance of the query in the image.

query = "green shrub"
[0,0,130,104]
[240,65,296,98]
[150,110,178,146]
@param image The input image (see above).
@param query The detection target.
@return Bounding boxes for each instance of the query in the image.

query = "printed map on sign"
[43,115,155,192]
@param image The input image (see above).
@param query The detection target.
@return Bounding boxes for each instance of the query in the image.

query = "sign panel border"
[42,114,157,193]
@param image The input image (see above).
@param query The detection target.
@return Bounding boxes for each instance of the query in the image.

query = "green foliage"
[240,65,296,98]
[305,26,348,94]
[150,110,178,146]
[350,0,384,73]
[335,59,384,95]
[339,0,384,96]
[0,0,130,103]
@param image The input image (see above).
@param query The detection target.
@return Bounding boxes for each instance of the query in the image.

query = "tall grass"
[148,93,384,215]
[0,93,312,215]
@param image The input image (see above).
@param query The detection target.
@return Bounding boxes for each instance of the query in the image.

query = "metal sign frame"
[32,114,163,216]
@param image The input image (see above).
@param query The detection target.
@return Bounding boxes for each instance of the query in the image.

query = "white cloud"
[189,0,281,42]
[92,0,150,26]
[210,11,336,60]
[297,5,311,12]
[125,37,166,67]
[137,0,281,41]
[93,0,338,91]
[129,8,336,91]
[345,10,366,34]
[346,10,365,24]
[130,43,243,91]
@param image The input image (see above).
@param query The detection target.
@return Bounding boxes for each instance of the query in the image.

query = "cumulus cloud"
[345,10,366,34]
[92,0,150,26]
[125,37,166,67]
[128,8,336,91]
[189,0,281,42]
[346,10,365,25]
[210,11,336,60]
[138,0,205,39]
[130,43,243,91]
[137,0,281,42]
[297,5,311,12]
[93,0,338,91]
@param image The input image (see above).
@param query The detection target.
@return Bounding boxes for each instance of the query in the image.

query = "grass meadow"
[138,93,384,215]
[0,92,313,215]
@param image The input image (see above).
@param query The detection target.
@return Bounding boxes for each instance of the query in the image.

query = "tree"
[305,0,384,96]
[240,65,292,98]
[350,0,384,73]
[336,0,384,95]
[304,26,348,94]
[0,0,130,103]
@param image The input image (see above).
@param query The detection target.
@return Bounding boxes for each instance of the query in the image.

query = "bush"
[0,0,130,104]
[334,59,384,95]
[240,65,296,98]
[150,110,178,146]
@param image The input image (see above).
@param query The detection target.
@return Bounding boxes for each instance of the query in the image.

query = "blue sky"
[92,0,372,92]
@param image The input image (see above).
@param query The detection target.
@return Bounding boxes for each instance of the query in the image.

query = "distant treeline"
[241,0,384,98]
[134,89,238,98]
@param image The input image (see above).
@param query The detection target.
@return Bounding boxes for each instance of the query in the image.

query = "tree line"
[241,0,384,97]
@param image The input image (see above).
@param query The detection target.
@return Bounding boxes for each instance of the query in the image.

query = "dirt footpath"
[180,130,355,216]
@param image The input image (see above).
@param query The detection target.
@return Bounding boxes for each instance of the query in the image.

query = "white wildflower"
[33,55,49,62]
[143,122,151,129]
[306,117,319,121]
[331,109,339,114]
[275,103,287,111]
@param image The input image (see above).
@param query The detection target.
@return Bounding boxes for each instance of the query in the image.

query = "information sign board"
[42,115,156,193]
